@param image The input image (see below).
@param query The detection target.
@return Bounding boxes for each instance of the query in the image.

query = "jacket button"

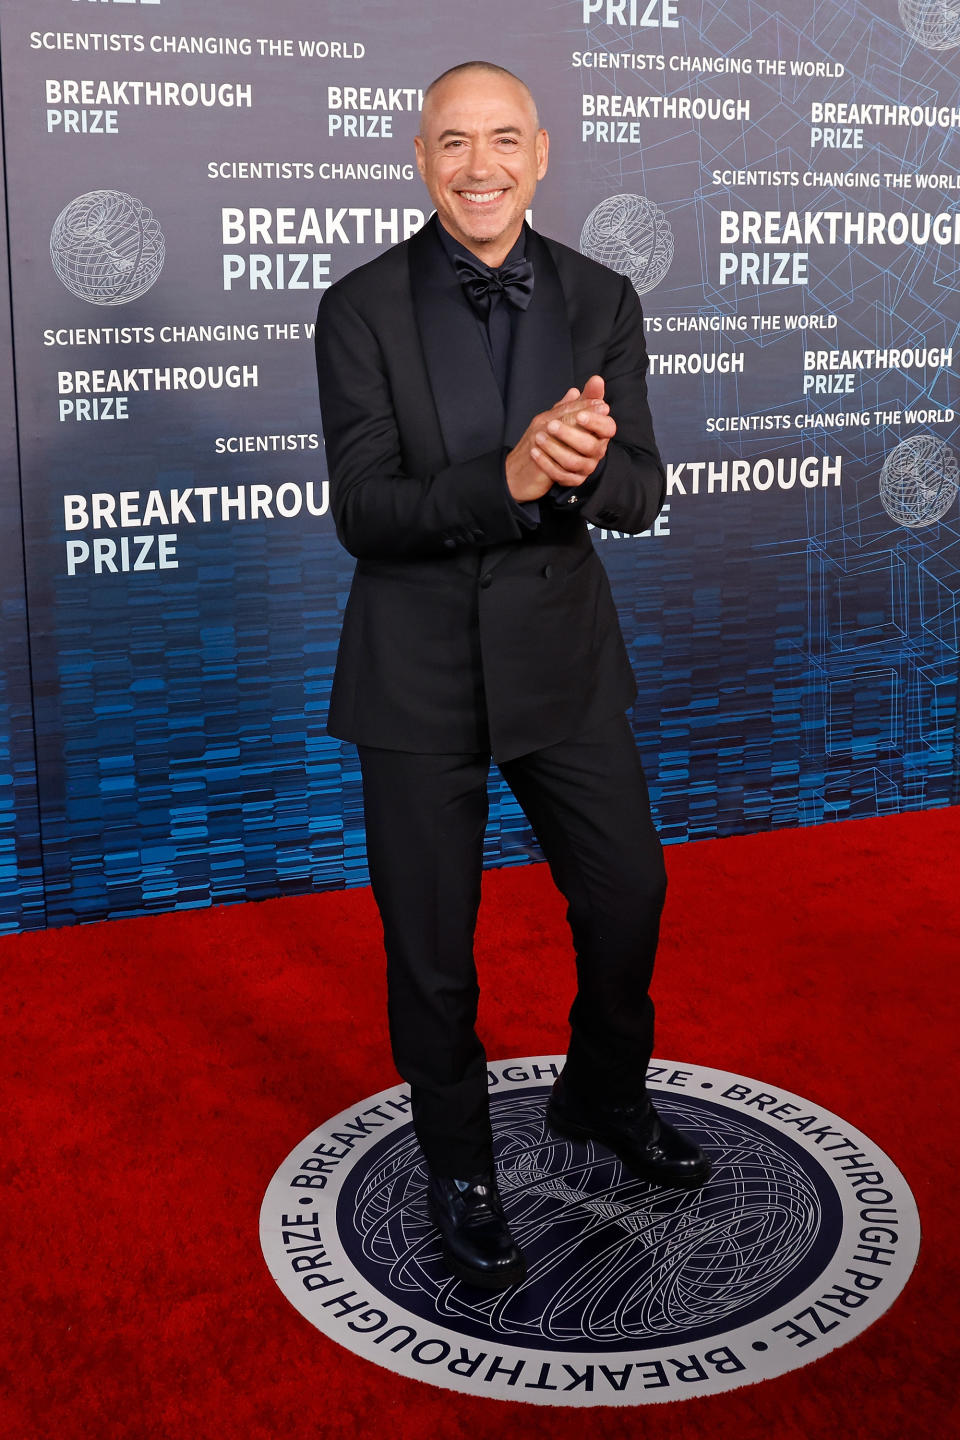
[543,564,555,579]
[479,573,492,589]
[443,537,456,549]
[567,494,579,505]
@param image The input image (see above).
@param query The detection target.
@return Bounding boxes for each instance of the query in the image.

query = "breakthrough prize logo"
[260,1058,920,1407]
[50,190,166,306]
[580,194,675,296]
[879,434,960,527]
[898,0,960,50]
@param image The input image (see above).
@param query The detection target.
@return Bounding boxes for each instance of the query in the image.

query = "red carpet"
[2,808,958,1438]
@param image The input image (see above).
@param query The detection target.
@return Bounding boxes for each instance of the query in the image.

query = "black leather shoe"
[427,1169,527,1290]
[547,1074,711,1189]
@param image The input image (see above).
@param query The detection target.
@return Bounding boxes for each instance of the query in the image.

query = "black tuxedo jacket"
[314,217,666,763]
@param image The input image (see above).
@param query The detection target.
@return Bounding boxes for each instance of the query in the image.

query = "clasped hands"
[505,374,615,505]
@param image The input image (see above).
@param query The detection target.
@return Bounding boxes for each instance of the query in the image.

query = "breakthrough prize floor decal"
[260,1056,920,1407]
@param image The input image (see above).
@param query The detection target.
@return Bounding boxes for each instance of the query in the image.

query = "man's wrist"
[502,450,540,526]
[546,454,607,510]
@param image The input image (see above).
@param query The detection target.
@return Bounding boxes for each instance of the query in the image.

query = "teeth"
[461,191,504,204]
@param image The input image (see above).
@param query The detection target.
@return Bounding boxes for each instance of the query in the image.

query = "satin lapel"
[408,219,505,466]
[503,228,576,448]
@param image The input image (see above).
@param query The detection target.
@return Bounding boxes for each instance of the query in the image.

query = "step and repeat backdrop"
[0,0,958,931]
[0,102,43,935]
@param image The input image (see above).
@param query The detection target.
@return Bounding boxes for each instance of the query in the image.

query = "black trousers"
[358,713,667,1177]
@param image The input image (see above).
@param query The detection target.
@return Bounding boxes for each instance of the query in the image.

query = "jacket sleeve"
[315,287,531,560]
[568,275,667,535]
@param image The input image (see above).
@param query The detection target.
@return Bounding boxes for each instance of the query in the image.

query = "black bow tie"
[452,252,535,320]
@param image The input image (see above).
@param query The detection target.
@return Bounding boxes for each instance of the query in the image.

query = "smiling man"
[414,64,546,266]
[314,61,709,1292]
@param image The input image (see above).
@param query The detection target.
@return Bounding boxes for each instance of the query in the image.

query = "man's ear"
[414,135,426,182]
[536,128,549,181]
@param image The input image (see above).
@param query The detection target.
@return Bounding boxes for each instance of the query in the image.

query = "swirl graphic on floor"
[261,1059,920,1405]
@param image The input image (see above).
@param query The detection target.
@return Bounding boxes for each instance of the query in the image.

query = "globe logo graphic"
[580,194,675,296]
[261,1061,921,1405]
[879,434,960,527]
[340,1090,832,1349]
[898,0,960,50]
[50,190,165,306]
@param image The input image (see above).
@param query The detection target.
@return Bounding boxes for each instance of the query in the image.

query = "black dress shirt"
[435,220,606,516]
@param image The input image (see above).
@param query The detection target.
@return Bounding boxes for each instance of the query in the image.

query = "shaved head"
[420,61,539,136]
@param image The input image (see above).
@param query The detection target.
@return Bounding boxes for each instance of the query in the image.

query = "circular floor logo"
[260,1058,919,1406]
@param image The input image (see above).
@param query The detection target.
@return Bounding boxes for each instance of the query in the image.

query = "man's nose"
[464,144,496,179]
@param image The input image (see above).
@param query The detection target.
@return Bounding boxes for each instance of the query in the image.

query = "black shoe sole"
[547,1103,712,1190]
[440,1247,527,1291]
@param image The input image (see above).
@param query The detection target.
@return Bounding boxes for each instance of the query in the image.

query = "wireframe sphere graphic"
[580,194,675,296]
[898,0,960,50]
[879,434,960,527]
[50,190,166,306]
[343,1090,826,1347]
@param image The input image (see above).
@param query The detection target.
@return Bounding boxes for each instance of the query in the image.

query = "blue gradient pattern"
[0,0,957,929]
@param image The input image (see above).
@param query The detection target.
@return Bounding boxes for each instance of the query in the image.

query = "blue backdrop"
[0,0,957,932]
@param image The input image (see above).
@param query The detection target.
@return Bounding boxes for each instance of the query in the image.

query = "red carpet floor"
[2,807,959,1439]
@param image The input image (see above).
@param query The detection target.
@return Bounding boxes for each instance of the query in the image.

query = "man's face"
[415,70,548,266]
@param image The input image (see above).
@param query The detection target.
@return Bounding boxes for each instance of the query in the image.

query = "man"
[315,61,709,1292]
